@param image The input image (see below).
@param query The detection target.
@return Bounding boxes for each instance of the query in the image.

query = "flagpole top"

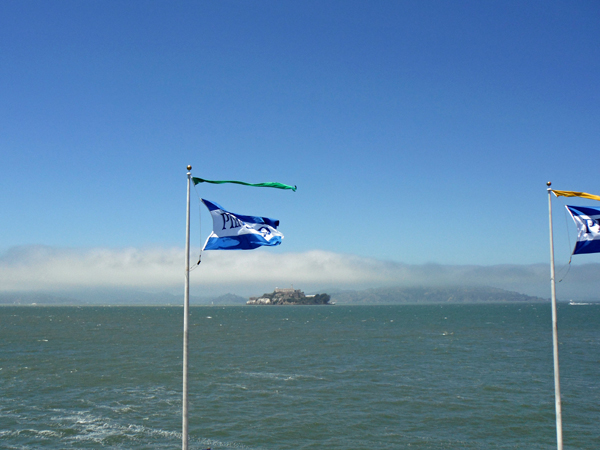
[547,181,552,187]
[187,165,192,171]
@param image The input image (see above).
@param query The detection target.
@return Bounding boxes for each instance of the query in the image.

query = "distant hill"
[202,293,248,305]
[330,286,547,304]
[0,292,84,305]
[0,286,546,306]
[0,290,248,306]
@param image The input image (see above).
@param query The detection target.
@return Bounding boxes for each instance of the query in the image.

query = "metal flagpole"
[547,181,563,450]
[182,165,192,450]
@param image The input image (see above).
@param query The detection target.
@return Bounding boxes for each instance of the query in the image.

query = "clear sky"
[1,1,600,298]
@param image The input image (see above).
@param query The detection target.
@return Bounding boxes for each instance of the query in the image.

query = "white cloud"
[1,245,599,299]
[0,246,401,292]
[0,246,182,290]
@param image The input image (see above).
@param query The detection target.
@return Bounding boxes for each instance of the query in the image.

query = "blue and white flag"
[202,199,283,250]
[566,205,600,255]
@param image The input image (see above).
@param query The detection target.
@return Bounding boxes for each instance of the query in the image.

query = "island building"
[247,288,330,305]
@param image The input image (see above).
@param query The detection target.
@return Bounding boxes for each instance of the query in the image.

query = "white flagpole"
[547,181,563,450]
[182,165,192,450]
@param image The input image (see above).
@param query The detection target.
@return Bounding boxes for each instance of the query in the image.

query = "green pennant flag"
[192,177,296,192]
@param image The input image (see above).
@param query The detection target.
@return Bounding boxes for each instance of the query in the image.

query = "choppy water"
[1,303,599,449]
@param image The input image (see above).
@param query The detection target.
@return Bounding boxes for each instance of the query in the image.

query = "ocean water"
[1,303,599,450]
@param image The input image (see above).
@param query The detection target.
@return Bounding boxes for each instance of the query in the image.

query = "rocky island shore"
[247,288,331,305]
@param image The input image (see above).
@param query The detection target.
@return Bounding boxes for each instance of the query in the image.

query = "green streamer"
[192,177,296,192]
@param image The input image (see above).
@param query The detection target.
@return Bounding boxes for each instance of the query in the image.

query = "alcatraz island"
[247,288,331,305]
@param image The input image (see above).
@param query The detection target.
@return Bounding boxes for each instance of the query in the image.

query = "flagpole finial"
[187,165,192,171]
[547,181,552,187]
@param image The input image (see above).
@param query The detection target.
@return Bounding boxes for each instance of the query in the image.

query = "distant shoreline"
[5,301,598,308]
[2,285,587,306]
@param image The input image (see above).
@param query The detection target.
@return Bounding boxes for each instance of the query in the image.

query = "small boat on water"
[569,300,592,306]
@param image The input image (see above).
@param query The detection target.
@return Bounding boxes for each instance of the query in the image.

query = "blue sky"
[1,1,600,298]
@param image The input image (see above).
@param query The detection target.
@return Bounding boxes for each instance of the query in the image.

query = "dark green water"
[1,304,599,449]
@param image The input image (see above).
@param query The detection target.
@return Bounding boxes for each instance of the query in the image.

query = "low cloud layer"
[2,245,599,300]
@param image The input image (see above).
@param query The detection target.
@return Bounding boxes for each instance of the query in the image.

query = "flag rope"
[563,206,573,257]
[556,259,572,283]
[190,181,204,269]
[553,198,573,283]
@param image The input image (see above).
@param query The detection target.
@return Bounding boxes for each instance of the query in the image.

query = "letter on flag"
[566,205,600,255]
[201,199,283,250]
